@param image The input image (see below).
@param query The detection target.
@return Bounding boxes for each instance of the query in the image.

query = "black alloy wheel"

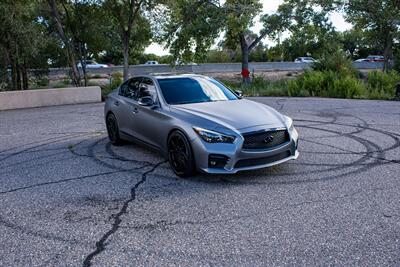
[106,113,123,146]
[167,131,196,177]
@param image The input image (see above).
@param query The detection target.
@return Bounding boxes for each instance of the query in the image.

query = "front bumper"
[191,128,299,174]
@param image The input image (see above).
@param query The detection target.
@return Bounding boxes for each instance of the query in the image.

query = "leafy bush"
[36,77,49,87]
[332,76,365,98]
[52,82,70,88]
[62,78,70,85]
[221,76,289,97]
[285,70,365,99]
[312,49,357,77]
[366,70,400,99]
[101,72,123,97]
[0,82,8,91]
[219,69,399,100]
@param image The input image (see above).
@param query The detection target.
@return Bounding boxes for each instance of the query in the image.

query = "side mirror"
[234,90,243,98]
[138,96,154,107]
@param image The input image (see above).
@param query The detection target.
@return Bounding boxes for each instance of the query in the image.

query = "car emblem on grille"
[264,135,274,143]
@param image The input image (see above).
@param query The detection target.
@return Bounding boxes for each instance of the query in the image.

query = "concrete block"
[0,86,101,111]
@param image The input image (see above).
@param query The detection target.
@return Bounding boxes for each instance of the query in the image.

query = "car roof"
[151,73,206,80]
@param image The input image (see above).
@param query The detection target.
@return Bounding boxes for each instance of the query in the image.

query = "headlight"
[284,116,294,131]
[193,127,235,143]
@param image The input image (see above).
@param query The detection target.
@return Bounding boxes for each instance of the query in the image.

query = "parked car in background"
[355,58,369,62]
[294,57,316,63]
[77,60,108,69]
[144,61,159,65]
[104,74,299,177]
[366,55,384,62]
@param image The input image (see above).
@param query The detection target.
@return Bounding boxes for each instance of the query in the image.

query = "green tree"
[160,0,285,83]
[340,29,364,59]
[100,13,151,67]
[337,0,400,71]
[0,0,48,90]
[45,0,115,85]
[47,0,81,86]
[103,0,153,81]
[205,49,231,63]
[271,0,338,61]
[158,0,223,64]
[60,0,110,85]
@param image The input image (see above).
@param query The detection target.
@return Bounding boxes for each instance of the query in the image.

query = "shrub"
[288,70,364,99]
[287,79,310,97]
[0,82,8,91]
[221,69,399,100]
[101,72,123,97]
[366,70,400,99]
[312,49,357,77]
[36,77,49,87]
[52,82,70,88]
[332,76,365,99]
[62,78,70,85]
[221,76,289,97]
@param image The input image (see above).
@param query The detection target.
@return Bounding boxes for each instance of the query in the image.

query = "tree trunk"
[8,50,17,90]
[79,58,87,87]
[11,59,18,90]
[242,47,250,84]
[16,63,21,90]
[69,52,81,86]
[383,34,393,72]
[22,62,28,90]
[240,34,251,85]
[48,0,81,86]
[79,43,88,87]
[122,32,130,81]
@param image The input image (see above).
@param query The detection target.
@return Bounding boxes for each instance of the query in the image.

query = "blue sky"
[145,0,352,56]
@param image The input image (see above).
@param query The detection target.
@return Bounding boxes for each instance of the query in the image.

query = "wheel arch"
[166,128,197,177]
[167,128,196,158]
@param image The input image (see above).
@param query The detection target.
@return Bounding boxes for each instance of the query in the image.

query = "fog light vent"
[208,154,229,168]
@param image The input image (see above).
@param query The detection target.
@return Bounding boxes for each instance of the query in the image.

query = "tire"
[106,113,123,146]
[167,130,196,177]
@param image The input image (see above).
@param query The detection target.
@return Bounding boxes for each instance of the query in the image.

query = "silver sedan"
[104,74,299,177]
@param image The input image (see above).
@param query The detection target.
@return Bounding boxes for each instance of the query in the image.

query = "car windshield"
[157,77,239,105]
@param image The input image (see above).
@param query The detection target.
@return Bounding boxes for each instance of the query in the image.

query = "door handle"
[132,107,139,114]
[114,101,120,106]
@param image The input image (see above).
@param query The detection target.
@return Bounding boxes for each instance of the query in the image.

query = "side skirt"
[120,130,164,156]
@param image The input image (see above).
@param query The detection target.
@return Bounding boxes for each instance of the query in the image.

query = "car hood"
[171,99,286,132]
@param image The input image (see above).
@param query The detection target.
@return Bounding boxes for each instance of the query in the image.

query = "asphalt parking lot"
[0,97,399,266]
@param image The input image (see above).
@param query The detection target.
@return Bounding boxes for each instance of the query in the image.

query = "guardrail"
[47,62,384,77]
[0,86,101,111]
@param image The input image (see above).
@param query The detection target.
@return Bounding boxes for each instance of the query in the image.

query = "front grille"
[242,129,290,150]
[235,151,291,168]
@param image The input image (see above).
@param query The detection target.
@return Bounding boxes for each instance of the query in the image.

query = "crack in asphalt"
[82,160,167,267]
[120,183,398,232]
[0,165,150,195]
